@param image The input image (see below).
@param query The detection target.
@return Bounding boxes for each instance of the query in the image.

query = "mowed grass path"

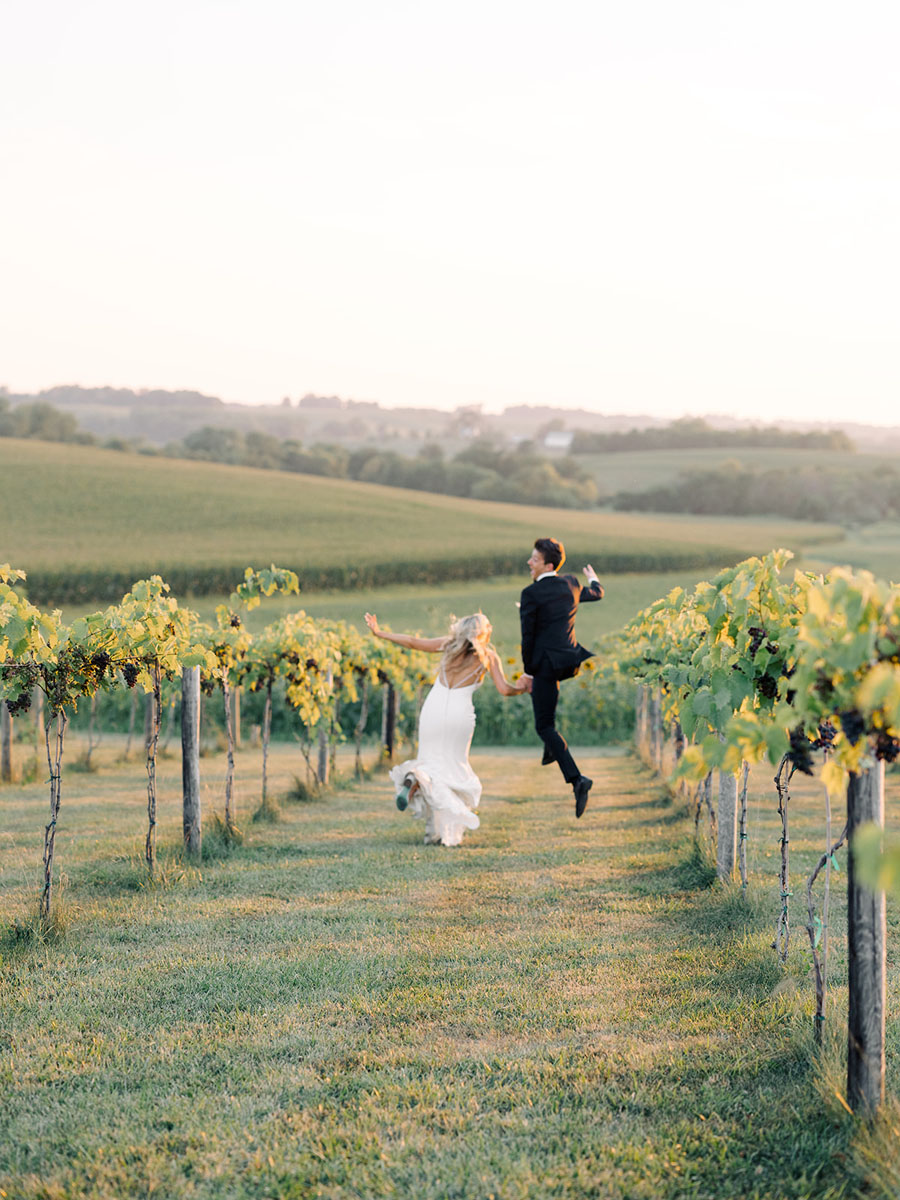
[1,742,897,1199]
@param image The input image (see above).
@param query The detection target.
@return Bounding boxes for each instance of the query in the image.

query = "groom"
[519,537,603,818]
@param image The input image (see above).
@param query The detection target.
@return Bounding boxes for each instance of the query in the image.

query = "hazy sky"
[2,1,898,422]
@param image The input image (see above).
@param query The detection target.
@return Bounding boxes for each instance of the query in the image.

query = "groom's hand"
[583,564,600,586]
[520,673,534,693]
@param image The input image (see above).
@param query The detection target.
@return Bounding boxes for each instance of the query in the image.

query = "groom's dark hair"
[534,537,565,570]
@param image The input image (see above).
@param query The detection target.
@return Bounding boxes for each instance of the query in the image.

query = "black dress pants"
[530,671,579,784]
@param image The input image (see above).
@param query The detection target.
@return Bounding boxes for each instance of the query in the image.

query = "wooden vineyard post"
[233,685,241,749]
[222,677,237,832]
[261,680,273,806]
[673,720,685,763]
[181,666,202,857]
[738,762,750,894]
[648,688,662,773]
[317,669,333,786]
[847,762,886,1115]
[144,666,162,875]
[317,724,330,786]
[717,768,738,882]
[381,683,397,761]
[634,685,646,759]
[353,676,369,777]
[0,706,11,783]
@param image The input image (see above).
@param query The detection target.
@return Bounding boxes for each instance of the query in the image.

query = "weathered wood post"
[847,762,886,1115]
[181,666,202,857]
[354,676,370,777]
[634,685,646,759]
[738,762,750,893]
[233,685,242,749]
[144,666,162,875]
[0,706,11,783]
[716,769,738,882]
[649,688,663,773]
[381,682,397,761]
[261,680,273,805]
[317,669,334,786]
[316,725,330,786]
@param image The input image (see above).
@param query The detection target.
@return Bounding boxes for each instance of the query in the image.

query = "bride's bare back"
[439,649,486,690]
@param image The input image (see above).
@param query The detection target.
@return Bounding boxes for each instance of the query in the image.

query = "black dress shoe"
[541,746,555,766]
[574,775,593,818]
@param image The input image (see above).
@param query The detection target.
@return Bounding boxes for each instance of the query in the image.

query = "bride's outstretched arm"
[364,612,447,652]
[486,647,529,696]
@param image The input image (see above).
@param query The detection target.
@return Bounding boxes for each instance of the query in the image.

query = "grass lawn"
[174,568,731,657]
[1,736,897,1199]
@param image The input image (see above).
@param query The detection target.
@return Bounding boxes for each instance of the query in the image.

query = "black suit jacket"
[520,573,604,679]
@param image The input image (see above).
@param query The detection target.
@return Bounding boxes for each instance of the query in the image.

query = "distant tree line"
[174,426,599,508]
[0,399,95,444]
[2,384,224,409]
[571,416,854,454]
[613,463,900,524]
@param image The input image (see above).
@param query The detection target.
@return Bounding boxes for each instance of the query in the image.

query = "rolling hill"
[0,439,843,604]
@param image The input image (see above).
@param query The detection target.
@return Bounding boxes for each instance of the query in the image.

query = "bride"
[364,611,529,846]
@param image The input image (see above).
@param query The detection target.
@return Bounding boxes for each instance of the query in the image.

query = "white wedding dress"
[389,663,484,847]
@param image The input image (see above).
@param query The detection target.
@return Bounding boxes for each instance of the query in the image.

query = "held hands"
[518,673,533,694]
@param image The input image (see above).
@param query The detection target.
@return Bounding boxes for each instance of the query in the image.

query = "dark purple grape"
[757,674,778,699]
[811,720,837,750]
[788,726,814,775]
[874,731,900,762]
[839,710,866,745]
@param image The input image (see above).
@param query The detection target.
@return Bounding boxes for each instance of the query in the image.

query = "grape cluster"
[811,720,837,750]
[748,627,779,658]
[305,658,319,673]
[2,661,41,715]
[757,674,778,699]
[122,663,140,689]
[230,614,241,629]
[90,651,111,682]
[838,709,866,745]
[875,731,900,762]
[788,726,814,775]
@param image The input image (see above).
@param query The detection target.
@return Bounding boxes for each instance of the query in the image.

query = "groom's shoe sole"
[541,747,555,766]
[574,776,592,819]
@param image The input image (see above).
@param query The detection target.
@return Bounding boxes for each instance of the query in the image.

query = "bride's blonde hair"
[441,612,492,672]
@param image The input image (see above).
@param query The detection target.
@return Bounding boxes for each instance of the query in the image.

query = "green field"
[181,569,730,656]
[797,521,900,586]
[0,439,844,604]
[577,446,900,500]
[1,738,897,1199]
